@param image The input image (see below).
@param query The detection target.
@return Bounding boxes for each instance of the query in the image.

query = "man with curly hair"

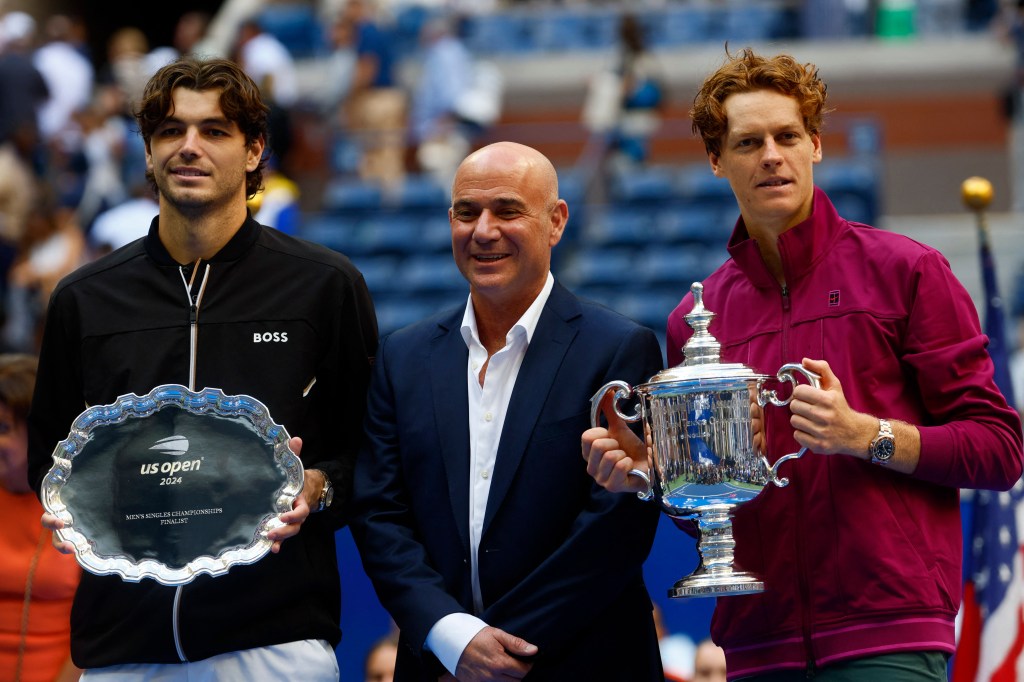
[584,48,1023,681]
[27,56,377,680]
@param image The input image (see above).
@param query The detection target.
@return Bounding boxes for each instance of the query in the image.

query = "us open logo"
[140,436,202,477]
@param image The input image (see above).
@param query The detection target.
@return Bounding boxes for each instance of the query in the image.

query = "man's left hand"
[267,437,313,553]
[788,358,875,458]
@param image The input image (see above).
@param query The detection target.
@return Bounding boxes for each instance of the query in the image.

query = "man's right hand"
[581,387,649,495]
[41,512,76,554]
[451,626,537,681]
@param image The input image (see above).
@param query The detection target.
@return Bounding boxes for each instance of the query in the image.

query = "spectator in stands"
[0,11,48,170]
[582,13,664,172]
[344,0,407,190]
[318,9,360,118]
[146,10,212,70]
[87,176,157,256]
[653,603,696,682]
[363,633,398,682]
[101,27,152,113]
[408,14,477,187]
[233,16,299,168]
[610,13,664,167]
[0,353,82,682]
[32,14,94,153]
[3,192,85,353]
[350,141,665,681]
[693,639,727,682]
[582,48,1023,681]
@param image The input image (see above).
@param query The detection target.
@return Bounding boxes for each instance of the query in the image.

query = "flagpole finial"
[962,176,994,211]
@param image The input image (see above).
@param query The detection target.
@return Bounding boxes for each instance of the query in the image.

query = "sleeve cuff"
[425,612,488,676]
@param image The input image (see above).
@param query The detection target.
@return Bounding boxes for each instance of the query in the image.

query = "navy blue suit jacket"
[350,281,665,681]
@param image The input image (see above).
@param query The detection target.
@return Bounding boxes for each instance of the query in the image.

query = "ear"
[247,136,266,172]
[709,151,723,178]
[548,199,568,247]
[811,133,823,164]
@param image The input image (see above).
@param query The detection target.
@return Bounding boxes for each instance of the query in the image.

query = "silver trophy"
[590,282,819,597]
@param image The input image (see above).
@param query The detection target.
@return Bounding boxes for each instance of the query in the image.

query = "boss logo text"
[254,332,288,343]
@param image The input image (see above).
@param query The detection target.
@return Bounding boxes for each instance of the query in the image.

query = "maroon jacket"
[666,188,1023,679]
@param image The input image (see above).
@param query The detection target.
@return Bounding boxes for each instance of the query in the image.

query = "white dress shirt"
[425,273,555,676]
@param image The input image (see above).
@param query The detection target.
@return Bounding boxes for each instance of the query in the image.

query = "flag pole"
[961,176,1015,404]
[952,176,1022,682]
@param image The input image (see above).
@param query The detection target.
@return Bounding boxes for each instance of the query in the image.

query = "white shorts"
[81,639,339,682]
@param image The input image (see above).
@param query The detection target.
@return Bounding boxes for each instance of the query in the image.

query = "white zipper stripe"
[171,260,211,661]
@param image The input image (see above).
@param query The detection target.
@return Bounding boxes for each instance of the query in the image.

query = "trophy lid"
[644,282,768,386]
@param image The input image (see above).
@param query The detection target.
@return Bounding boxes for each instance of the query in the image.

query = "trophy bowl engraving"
[590,282,818,598]
[41,385,304,586]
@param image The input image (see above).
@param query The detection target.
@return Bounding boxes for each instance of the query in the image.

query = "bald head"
[448,140,569,328]
[452,142,560,209]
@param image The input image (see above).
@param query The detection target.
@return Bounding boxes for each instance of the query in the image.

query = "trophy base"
[669,571,764,598]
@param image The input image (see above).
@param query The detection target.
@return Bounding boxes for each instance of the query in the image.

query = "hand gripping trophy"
[590,282,819,597]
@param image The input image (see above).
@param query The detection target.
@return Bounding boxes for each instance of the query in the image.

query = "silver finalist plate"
[41,384,304,586]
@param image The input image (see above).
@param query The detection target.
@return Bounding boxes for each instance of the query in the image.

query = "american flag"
[952,211,1022,681]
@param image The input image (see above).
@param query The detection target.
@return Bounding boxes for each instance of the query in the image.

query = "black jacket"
[27,215,378,667]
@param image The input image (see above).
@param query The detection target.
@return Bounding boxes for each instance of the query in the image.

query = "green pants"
[735,651,948,681]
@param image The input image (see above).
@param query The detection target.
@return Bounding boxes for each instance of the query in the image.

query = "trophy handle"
[589,380,641,427]
[627,467,655,502]
[589,381,652,501]
[757,363,822,487]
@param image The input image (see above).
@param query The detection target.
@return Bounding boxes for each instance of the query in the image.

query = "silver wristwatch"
[314,470,334,512]
[869,419,896,466]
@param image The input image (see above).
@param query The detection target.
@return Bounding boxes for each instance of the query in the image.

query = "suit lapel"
[430,311,472,555]
[482,282,580,533]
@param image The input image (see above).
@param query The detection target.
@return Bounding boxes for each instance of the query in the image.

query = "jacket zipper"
[782,282,816,673]
[171,260,211,662]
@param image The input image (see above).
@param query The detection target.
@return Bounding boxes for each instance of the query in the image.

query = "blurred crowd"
[0,0,505,358]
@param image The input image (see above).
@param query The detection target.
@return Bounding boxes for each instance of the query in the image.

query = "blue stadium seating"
[560,248,637,289]
[637,244,720,287]
[258,4,325,59]
[609,165,678,204]
[642,6,710,47]
[322,178,383,214]
[584,206,657,248]
[400,254,468,294]
[655,206,731,245]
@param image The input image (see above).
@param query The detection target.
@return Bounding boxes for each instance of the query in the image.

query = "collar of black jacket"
[143,212,262,266]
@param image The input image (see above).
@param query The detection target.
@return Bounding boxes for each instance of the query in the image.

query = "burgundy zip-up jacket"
[666,188,1023,679]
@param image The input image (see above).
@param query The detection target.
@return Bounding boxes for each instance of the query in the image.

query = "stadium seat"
[636,245,719,287]
[394,174,450,209]
[350,255,402,296]
[400,254,468,294]
[258,5,325,59]
[461,13,535,55]
[560,248,636,289]
[299,213,361,254]
[322,178,383,214]
[643,6,710,47]
[372,297,441,336]
[609,165,678,204]
[584,205,650,247]
[656,207,731,246]
[533,9,593,52]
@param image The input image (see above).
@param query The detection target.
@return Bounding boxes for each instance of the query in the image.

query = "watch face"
[874,438,896,460]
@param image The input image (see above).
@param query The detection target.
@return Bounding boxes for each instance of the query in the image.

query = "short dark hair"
[691,47,830,157]
[134,56,270,198]
[0,354,37,423]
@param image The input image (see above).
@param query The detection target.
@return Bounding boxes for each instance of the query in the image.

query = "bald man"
[350,142,665,681]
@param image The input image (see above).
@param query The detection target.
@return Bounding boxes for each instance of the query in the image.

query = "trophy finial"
[682,282,722,365]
